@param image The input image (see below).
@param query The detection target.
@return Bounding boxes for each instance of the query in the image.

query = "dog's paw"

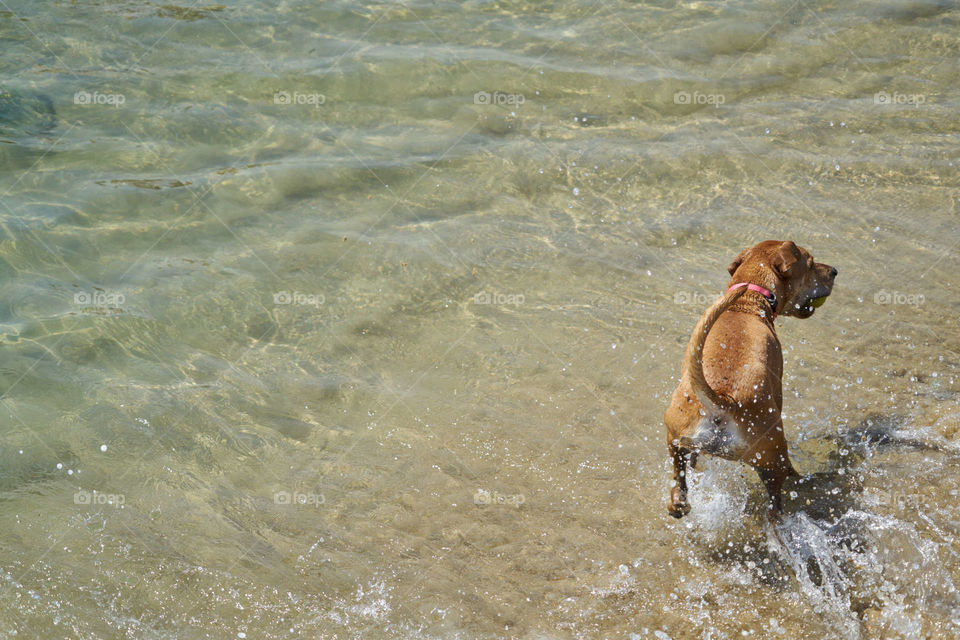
[667,499,691,518]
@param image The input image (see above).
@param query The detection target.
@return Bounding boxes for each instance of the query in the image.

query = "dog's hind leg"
[667,442,692,518]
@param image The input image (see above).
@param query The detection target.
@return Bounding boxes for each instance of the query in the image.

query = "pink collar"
[727,282,777,320]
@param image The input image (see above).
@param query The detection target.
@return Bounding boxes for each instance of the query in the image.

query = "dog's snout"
[829,266,838,277]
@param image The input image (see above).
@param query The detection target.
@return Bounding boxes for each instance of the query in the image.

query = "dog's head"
[727,240,837,318]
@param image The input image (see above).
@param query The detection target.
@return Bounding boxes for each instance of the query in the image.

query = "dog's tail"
[682,286,748,410]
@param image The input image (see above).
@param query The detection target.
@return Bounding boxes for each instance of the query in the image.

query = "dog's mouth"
[796,287,832,317]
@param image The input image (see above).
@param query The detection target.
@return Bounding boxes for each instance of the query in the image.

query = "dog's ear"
[772,241,800,277]
[728,248,750,275]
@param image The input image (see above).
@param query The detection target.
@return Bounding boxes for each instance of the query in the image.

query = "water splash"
[669,451,960,638]
[768,507,959,639]
[681,458,752,545]
[767,512,860,638]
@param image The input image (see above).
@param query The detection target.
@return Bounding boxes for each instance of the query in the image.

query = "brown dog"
[664,240,837,521]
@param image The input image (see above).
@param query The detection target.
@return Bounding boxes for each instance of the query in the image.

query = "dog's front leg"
[668,443,692,518]
[756,466,789,523]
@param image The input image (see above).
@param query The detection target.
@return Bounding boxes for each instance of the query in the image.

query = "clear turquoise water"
[0,1,958,638]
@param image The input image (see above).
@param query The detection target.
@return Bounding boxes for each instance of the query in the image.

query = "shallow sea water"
[0,1,958,638]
